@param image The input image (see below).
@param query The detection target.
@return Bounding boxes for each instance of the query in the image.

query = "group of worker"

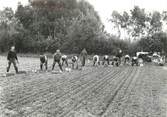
[92,50,130,67]
[6,46,138,74]
[39,49,83,72]
[6,46,88,73]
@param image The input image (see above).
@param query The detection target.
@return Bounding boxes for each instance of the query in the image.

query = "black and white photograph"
[0,0,167,116]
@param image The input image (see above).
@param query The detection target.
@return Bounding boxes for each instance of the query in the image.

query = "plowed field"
[0,56,167,117]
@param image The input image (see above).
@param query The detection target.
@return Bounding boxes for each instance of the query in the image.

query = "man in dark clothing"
[116,49,123,64]
[112,56,119,66]
[102,55,110,65]
[7,46,19,73]
[40,53,48,70]
[132,56,138,66]
[80,48,87,66]
[52,49,63,72]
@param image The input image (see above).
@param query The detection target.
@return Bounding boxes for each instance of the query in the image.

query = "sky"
[86,0,167,34]
[0,0,167,34]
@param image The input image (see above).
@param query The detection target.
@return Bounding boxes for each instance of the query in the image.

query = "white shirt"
[93,55,99,62]
[133,57,137,60]
[125,55,130,58]
[62,55,67,59]
[104,55,109,59]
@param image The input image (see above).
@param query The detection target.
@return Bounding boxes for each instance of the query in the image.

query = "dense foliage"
[0,0,112,54]
[0,1,167,56]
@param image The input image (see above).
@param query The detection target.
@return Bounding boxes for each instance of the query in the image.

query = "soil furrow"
[57,67,129,117]
[24,67,117,116]
[5,67,99,109]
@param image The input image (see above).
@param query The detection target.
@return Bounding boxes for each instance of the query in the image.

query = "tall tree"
[110,6,163,41]
[0,8,22,52]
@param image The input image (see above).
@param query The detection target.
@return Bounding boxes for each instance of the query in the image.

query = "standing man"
[116,49,123,65]
[40,53,48,70]
[80,48,88,67]
[7,46,19,73]
[52,49,63,72]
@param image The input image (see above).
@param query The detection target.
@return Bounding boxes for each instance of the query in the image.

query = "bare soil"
[0,56,167,117]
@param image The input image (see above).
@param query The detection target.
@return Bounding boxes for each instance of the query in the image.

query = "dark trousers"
[118,57,121,64]
[7,60,18,73]
[132,59,138,66]
[102,59,110,65]
[40,61,48,70]
[52,60,63,71]
[72,61,78,69]
[93,61,100,66]
[124,58,130,64]
[62,59,68,67]
[82,57,86,66]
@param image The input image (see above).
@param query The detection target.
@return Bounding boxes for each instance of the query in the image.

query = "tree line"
[0,0,167,56]
[110,6,167,55]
